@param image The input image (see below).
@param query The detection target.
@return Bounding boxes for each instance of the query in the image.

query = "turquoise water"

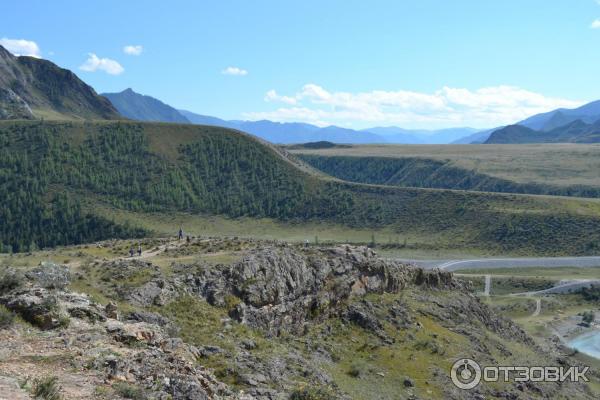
[568,330,600,359]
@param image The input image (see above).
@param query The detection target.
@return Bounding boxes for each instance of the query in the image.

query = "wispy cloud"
[265,89,297,105]
[0,38,41,57]
[79,53,124,75]
[591,19,600,29]
[123,45,143,55]
[221,66,248,76]
[244,84,583,129]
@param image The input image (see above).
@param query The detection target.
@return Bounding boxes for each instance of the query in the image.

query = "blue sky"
[3,0,600,129]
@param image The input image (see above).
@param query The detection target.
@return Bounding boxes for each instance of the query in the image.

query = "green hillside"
[2,120,600,255]
[297,154,600,198]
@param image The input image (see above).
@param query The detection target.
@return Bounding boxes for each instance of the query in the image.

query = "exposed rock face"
[0,262,238,399]
[0,288,64,329]
[0,286,107,329]
[344,301,388,340]
[190,245,454,336]
[0,44,121,120]
[125,310,171,326]
[128,278,178,307]
[418,291,534,346]
[0,87,33,119]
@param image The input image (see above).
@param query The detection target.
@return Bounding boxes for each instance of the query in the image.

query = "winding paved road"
[394,256,600,318]
[483,275,491,296]
[397,256,600,318]
[399,256,600,271]
[520,279,600,296]
[531,298,542,317]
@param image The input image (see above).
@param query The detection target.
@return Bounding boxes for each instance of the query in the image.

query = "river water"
[568,330,600,359]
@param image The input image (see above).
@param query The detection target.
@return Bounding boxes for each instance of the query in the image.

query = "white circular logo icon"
[451,358,482,390]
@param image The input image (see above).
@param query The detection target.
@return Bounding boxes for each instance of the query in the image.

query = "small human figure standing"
[137,244,142,257]
[178,227,183,241]
[129,247,134,257]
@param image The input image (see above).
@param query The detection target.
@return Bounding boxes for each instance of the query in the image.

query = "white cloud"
[243,84,584,129]
[0,38,41,57]
[591,19,600,29]
[79,53,124,75]
[221,66,248,76]
[123,45,143,55]
[265,89,297,105]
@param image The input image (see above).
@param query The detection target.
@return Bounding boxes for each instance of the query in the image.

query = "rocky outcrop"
[0,261,242,399]
[26,262,71,289]
[127,278,178,307]
[417,291,534,346]
[343,301,388,341]
[0,288,65,329]
[103,349,233,399]
[0,286,108,329]
[0,87,33,119]
[150,244,456,337]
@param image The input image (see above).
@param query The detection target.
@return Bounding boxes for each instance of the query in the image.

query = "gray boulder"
[26,262,71,289]
[0,288,64,329]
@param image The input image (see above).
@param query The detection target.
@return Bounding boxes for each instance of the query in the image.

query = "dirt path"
[138,240,184,259]
[73,239,186,267]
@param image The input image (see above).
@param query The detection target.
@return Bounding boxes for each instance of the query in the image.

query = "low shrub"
[32,376,62,400]
[290,386,337,400]
[0,305,15,329]
[0,269,24,293]
[113,382,146,400]
[347,362,365,378]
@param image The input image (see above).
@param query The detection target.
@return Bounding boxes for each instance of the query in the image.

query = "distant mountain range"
[486,119,600,144]
[451,128,501,144]
[483,100,600,144]
[100,88,484,144]
[180,109,385,144]
[362,126,479,144]
[517,100,600,131]
[0,44,120,120]
[3,46,597,146]
[102,88,190,123]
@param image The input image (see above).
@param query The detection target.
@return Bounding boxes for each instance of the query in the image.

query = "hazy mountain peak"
[485,118,600,144]
[102,88,189,123]
[518,99,600,131]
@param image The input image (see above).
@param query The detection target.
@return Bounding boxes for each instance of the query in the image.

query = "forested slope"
[298,154,600,198]
[1,120,600,255]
